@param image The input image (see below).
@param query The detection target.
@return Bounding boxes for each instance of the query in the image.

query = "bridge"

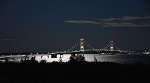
[0,38,121,56]
[0,38,122,62]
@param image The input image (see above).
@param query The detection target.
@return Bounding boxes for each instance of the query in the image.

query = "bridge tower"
[107,40,116,51]
[80,38,85,51]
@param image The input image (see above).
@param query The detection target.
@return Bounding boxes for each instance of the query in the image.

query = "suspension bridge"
[53,38,121,54]
[0,38,123,63]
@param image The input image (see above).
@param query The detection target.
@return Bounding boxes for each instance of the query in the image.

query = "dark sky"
[0,0,150,52]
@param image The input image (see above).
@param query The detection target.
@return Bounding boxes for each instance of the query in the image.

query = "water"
[91,54,150,64]
[1,54,150,64]
[35,54,150,64]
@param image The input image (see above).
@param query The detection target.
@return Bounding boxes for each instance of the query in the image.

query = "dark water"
[97,55,150,64]
[1,54,150,64]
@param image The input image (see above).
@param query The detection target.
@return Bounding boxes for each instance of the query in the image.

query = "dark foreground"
[0,62,150,80]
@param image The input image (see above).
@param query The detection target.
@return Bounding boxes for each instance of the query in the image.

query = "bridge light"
[80,38,85,51]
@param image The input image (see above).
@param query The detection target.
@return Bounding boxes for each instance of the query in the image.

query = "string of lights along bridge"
[67,38,120,52]
[0,38,150,64]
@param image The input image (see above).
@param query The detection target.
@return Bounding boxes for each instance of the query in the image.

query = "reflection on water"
[1,54,150,64]
[91,54,150,64]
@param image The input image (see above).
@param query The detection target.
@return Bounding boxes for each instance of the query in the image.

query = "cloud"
[103,22,150,27]
[102,16,150,21]
[64,20,100,24]
[64,16,150,28]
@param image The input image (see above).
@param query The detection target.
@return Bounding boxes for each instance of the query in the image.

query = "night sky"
[0,0,150,52]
